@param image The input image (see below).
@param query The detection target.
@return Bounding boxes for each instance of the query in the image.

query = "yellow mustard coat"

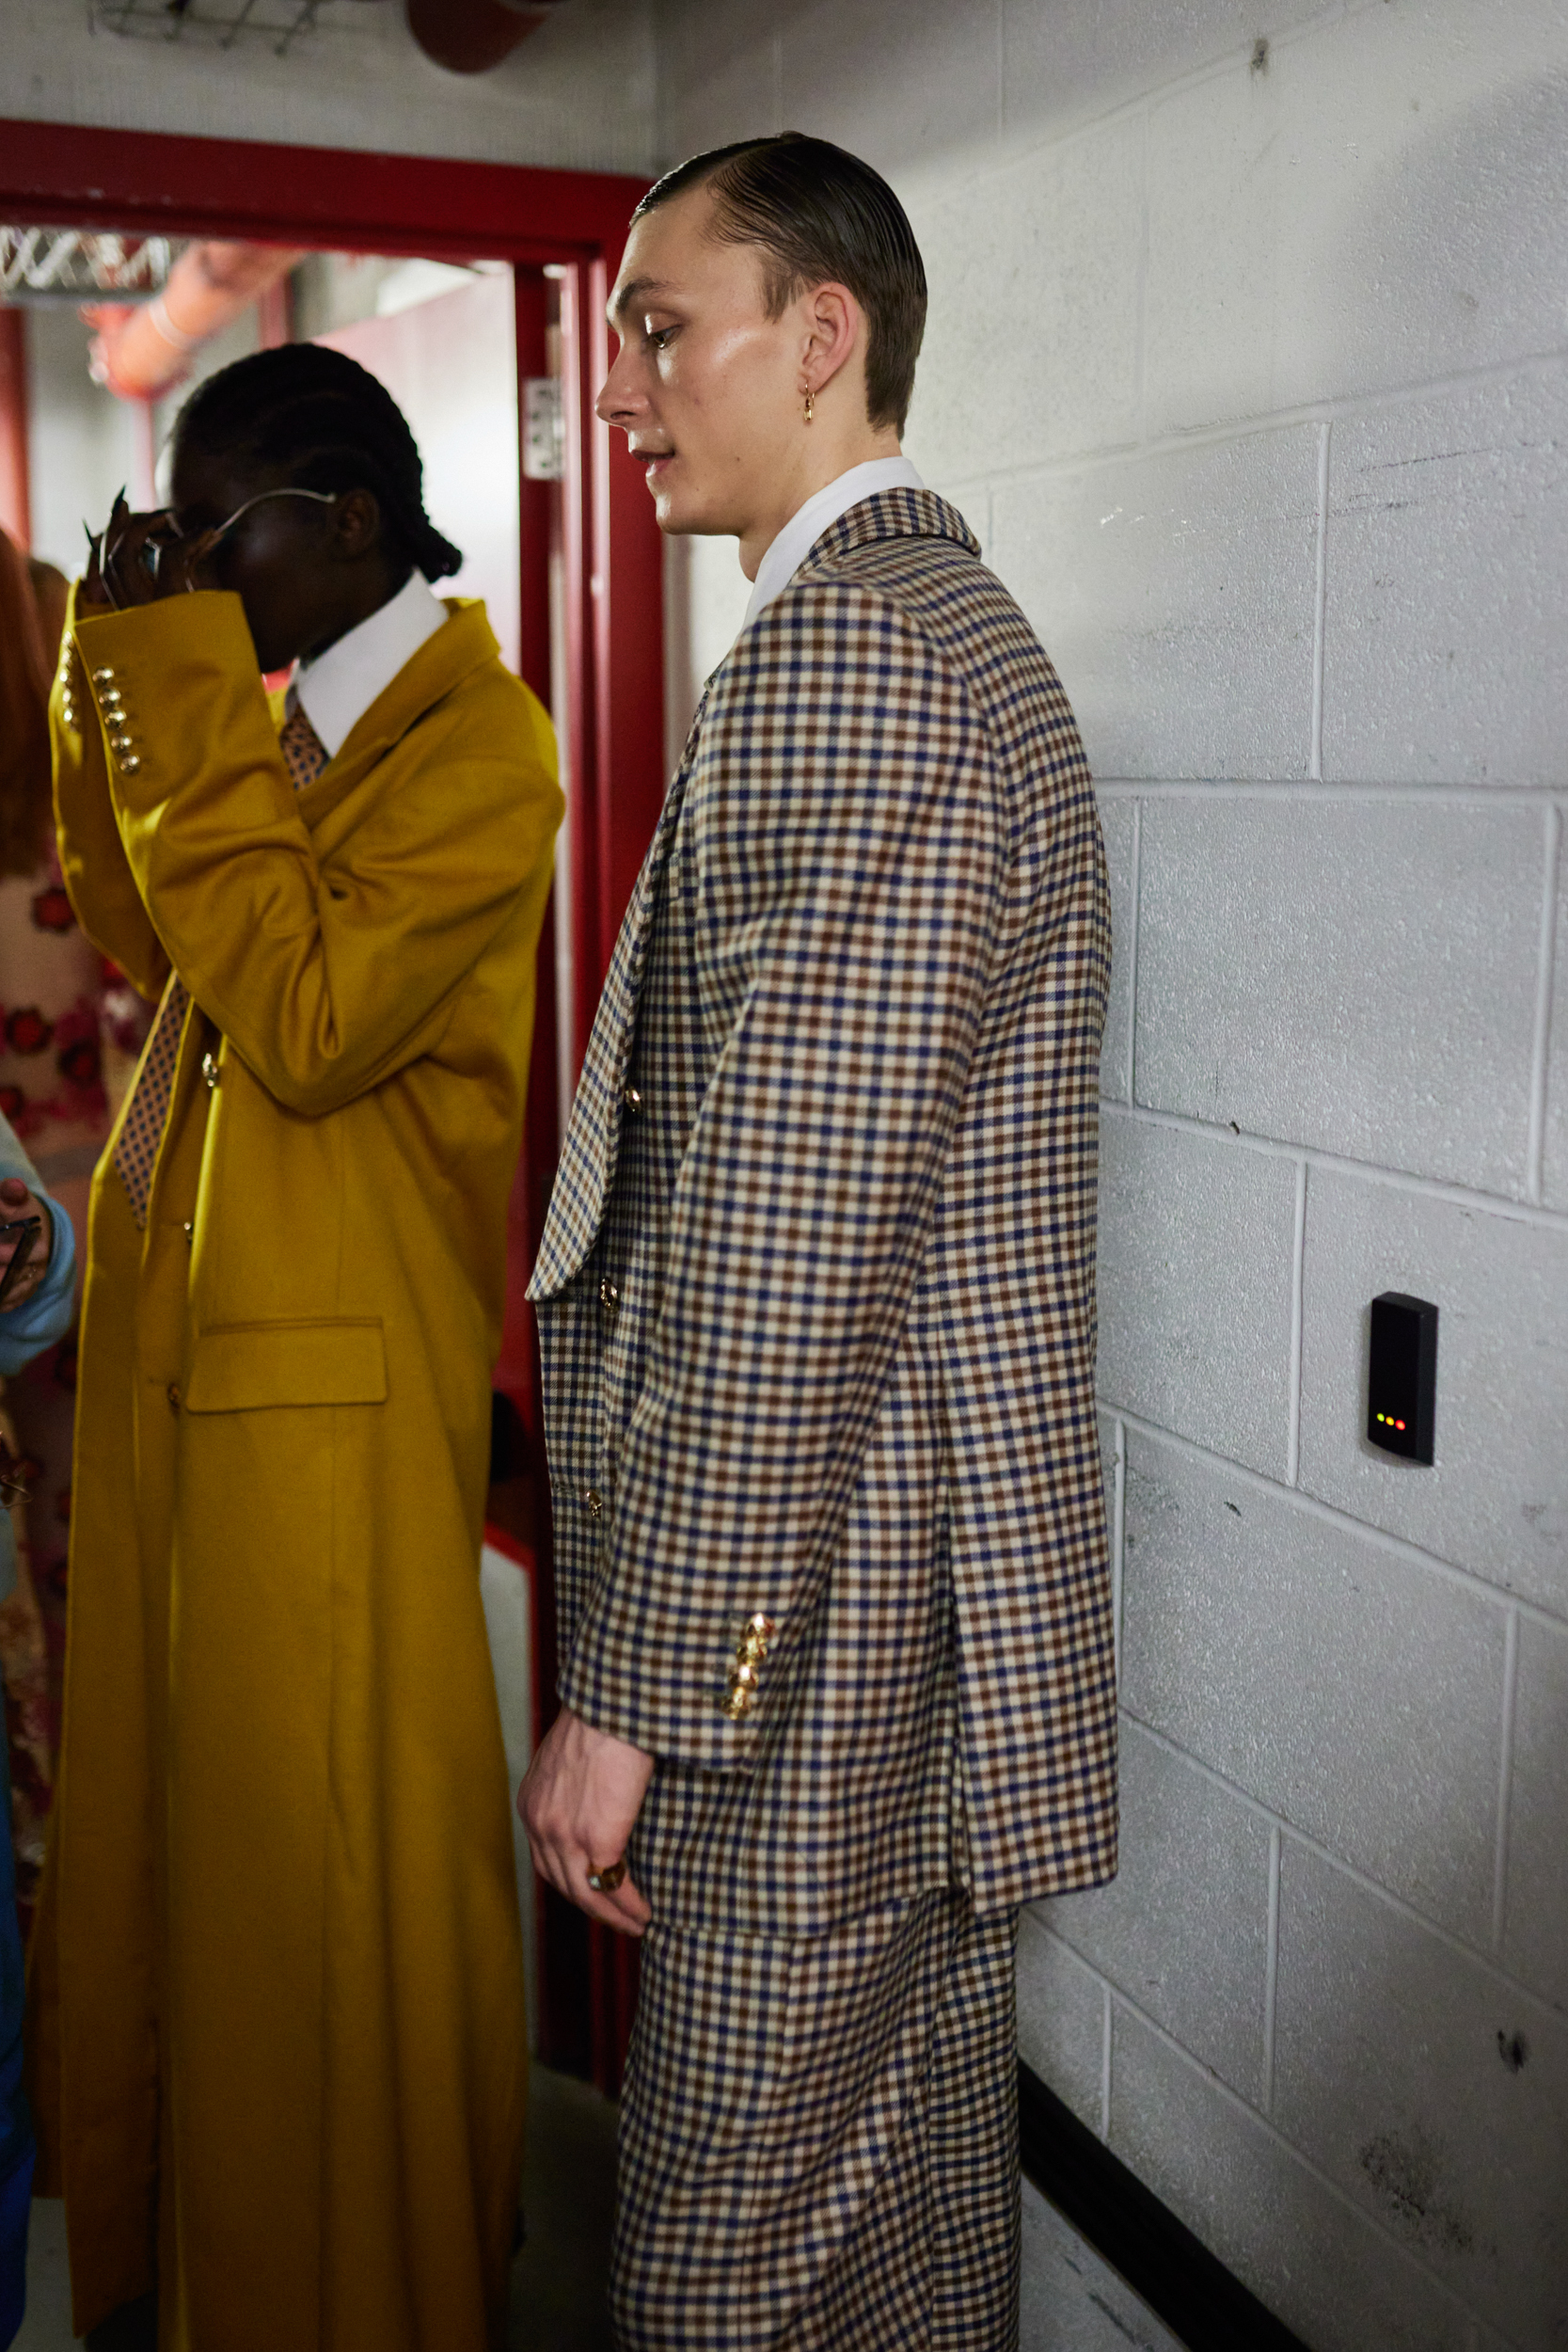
[29,588,562,2350]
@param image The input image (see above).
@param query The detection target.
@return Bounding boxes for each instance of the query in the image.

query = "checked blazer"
[531,487,1117,1933]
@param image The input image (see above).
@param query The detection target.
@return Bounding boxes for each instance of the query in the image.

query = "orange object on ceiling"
[86,238,307,404]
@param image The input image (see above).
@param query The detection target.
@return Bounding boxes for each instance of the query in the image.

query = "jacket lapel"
[529,493,978,1303]
[293,599,501,825]
[529,690,706,1300]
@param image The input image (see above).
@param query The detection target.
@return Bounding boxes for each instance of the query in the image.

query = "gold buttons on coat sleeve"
[621,1085,642,1114]
[721,1613,777,1720]
[583,1487,604,1521]
[95,675,143,772]
[599,1277,620,1317]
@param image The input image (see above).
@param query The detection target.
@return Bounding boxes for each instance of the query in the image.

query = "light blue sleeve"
[0,1112,79,1375]
[0,1200,76,1370]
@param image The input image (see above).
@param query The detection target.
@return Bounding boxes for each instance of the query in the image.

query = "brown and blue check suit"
[531,489,1117,2347]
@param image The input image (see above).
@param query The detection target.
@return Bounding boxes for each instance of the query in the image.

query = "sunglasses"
[161,485,341,578]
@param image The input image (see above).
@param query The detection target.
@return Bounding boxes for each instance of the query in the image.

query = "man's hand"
[0,1177,52,1311]
[518,1708,655,1938]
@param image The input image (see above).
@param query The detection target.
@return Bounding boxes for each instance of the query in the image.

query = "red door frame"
[0,119,666,2086]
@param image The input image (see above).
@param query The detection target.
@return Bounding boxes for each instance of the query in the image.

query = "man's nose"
[596,345,644,431]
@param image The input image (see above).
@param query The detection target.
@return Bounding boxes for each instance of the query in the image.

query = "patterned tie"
[113,695,330,1228]
[278,696,330,794]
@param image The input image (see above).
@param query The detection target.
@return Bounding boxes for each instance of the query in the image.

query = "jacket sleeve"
[53,582,171,1000]
[72,592,562,1118]
[558,583,1005,1767]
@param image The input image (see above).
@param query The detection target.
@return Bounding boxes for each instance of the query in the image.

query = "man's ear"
[332,487,383,562]
[801,281,862,399]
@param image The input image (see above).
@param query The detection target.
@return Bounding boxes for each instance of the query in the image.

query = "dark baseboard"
[1017,2061,1311,2352]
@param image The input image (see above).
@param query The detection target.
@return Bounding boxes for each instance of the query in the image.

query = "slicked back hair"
[633,134,927,436]
[173,342,463,582]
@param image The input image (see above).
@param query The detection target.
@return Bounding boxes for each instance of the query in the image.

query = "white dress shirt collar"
[742,455,927,631]
[292,568,449,758]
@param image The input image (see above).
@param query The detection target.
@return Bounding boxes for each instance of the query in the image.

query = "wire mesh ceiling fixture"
[89,0,388,58]
[0,227,181,304]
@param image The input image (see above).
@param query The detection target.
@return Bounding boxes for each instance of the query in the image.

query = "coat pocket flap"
[184,1319,388,1411]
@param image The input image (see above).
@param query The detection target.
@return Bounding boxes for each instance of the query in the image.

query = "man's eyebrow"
[609,276,678,326]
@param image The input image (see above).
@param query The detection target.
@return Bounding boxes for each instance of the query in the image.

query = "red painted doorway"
[0,119,666,2090]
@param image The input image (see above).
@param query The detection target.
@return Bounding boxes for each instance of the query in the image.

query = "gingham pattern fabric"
[531,488,1117,1926]
[612,1894,1021,2350]
[112,971,191,1230]
[112,698,328,1230]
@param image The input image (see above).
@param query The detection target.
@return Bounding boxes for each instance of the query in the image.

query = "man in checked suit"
[521,134,1117,2348]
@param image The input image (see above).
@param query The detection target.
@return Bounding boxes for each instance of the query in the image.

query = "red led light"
[1395,1421,1405,1432]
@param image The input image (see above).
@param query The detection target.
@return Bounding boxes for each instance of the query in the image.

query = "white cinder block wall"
[656,4,1568,2346]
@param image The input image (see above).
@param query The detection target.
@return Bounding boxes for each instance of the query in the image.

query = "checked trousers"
[611,1894,1021,2351]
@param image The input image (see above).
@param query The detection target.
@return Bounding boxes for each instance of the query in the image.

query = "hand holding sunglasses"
[81,485,340,612]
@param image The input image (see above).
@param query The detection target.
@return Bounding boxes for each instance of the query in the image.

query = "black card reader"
[1368,1293,1437,1464]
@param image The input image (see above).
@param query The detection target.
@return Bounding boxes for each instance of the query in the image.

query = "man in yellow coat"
[29,345,562,2350]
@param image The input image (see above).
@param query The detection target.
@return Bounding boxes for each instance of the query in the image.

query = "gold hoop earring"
[803,388,815,423]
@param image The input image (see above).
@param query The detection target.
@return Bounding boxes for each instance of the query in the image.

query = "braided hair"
[172,342,463,581]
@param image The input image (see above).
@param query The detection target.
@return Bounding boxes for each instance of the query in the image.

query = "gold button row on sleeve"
[721,1612,776,1721]
[91,673,142,771]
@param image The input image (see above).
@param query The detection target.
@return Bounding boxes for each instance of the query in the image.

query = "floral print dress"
[0,850,150,1921]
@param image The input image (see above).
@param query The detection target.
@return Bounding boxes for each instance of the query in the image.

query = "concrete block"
[904,115,1144,482]
[777,0,1001,180]
[657,39,780,163]
[1037,1721,1272,2104]
[1120,1430,1506,1943]
[1133,799,1544,1196]
[1098,1411,1121,1535]
[1324,373,1568,787]
[1096,797,1135,1103]
[655,0,777,99]
[1099,1413,1123,1665]
[1109,2002,1476,2352]
[988,429,1320,782]
[1022,2180,1184,2352]
[1502,1613,1568,2013]
[1097,1112,1298,1479]
[1001,0,1331,149]
[1273,1838,1568,2346]
[1298,1168,1568,1618]
[1540,818,1568,1214]
[1144,0,1568,430]
[1016,1912,1105,2134]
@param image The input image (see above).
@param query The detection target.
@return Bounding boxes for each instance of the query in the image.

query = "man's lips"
[636,451,675,481]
